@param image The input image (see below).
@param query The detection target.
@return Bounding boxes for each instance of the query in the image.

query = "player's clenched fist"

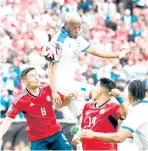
[110,89,122,98]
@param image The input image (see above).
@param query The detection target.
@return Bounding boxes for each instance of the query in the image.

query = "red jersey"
[81,100,121,150]
[6,82,64,141]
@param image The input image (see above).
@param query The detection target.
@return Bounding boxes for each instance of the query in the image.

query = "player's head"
[128,80,147,106]
[21,67,40,89]
[64,12,82,39]
[93,78,116,100]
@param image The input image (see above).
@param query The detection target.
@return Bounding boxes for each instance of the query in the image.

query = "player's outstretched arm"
[48,62,62,108]
[0,117,14,139]
[86,47,131,59]
[79,128,132,143]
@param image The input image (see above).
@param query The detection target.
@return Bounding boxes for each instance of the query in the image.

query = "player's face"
[24,70,40,89]
[128,92,135,106]
[92,82,102,100]
[67,22,81,38]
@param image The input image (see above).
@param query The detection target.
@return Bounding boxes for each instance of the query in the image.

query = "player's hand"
[52,92,62,108]
[67,92,78,100]
[119,49,131,59]
[109,89,122,98]
[71,134,81,145]
[79,129,95,139]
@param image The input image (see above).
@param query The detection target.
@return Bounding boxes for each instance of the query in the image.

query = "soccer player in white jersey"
[44,12,130,108]
[78,80,148,150]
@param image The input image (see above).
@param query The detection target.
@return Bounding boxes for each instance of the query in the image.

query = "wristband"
[117,97,124,104]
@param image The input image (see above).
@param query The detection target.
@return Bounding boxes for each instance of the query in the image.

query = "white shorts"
[57,79,93,100]
[56,80,93,117]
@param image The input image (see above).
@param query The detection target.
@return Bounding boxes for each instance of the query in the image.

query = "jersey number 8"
[40,107,46,116]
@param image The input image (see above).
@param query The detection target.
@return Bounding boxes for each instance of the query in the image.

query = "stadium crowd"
[0,0,148,150]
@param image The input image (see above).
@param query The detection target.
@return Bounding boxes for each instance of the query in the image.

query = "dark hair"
[100,78,116,92]
[128,80,146,100]
[20,67,35,79]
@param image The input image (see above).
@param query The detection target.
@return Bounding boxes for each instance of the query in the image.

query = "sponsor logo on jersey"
[46,96,52,102]
[29,102,35,107]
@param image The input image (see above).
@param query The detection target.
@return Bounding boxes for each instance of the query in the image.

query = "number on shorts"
[40,107,46,116]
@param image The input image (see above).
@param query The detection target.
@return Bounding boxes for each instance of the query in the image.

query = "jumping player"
[43,12,131,109]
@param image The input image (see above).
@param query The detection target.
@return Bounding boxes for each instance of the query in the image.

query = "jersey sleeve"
[79,37,90,52]
[120,108,142,133]
[6,103,21,119]
[81,103,89,128]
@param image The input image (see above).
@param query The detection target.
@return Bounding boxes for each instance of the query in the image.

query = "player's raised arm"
[110,89,128,118]
[86,47,131,59]
[48,62,62,108]
[42,41,63,108]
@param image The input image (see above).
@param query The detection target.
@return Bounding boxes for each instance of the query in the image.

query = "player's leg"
[30,139,48,150]
[66,81,93,117]
[49,131,72,150]
[74,81,94,100]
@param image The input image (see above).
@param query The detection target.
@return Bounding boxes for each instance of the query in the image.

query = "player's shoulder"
[51,27,68,43]
[12,89,28,105]
[40,82,52,93]
[84,100,94,109]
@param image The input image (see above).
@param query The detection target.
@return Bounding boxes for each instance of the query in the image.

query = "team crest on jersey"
[100,109,105,114]
[46,96,52,102]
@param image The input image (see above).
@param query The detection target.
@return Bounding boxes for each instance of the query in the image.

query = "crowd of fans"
[0,0,148,149]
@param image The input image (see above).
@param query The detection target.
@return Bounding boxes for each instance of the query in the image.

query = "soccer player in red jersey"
[0,67,72,150]
[72,78,128,150]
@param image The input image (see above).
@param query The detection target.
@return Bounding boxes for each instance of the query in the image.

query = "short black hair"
[100,78,116,92]
[20,67,35,79]
[128,80,146,100]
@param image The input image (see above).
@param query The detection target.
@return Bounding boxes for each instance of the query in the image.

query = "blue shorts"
[30,131,72,150]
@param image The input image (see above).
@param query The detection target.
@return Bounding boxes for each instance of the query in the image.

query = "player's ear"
[22,78,27,86]
[64,22,68,31]
[99,89,104,95]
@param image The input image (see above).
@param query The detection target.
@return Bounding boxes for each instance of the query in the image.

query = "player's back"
[81,100,121,150]
[7,82,61,141]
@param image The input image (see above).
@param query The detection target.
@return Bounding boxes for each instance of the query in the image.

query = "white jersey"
[121,100,148,150]
[51,27,90,85]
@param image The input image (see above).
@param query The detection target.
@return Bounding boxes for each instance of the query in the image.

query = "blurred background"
[0,0,148,150]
